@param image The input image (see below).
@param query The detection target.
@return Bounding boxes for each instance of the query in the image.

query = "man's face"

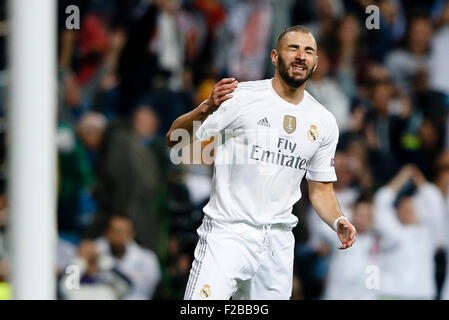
[397,197,417,225]
[352,202,373,234]
[133,106,159,138]
[334,152,354,188]
[436,169,449,196]
[79,127,104,151]
[106,217,134,257]
[409,18,432,51]
[371,83,392,115]
[273,31,318,88]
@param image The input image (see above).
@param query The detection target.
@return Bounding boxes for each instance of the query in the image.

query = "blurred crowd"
[0,0,448,300]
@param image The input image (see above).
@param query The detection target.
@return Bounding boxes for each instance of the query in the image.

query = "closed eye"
[305,46,315,54]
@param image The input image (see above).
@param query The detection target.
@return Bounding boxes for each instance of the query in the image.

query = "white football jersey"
[195,79,339,229]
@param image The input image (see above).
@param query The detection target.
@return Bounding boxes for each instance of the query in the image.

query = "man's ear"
[313,56,318,72]
[271,49,278,66]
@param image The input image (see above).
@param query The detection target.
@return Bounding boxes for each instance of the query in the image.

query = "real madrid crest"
[283,115,296,134]
[200,285,211,299]
[307,125,318,142]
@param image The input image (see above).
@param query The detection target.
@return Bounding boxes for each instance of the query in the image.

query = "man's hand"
[337,218,357,249]
[203,78,238,114]
[308,180,356,249]
[166,77,238,148]
[388,164,414,193]
[410,165,426,187]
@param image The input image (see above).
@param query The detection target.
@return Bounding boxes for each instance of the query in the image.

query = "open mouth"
[291,64,307,73]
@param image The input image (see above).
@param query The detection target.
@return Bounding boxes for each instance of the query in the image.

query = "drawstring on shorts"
[262,224,273,255]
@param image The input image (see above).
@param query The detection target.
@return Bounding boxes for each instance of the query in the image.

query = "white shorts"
[184,215,295,300]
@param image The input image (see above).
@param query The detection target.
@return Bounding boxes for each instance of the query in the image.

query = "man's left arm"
[308,180,357,249]
[306,115,356,249]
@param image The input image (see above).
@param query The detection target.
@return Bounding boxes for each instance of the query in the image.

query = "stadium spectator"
[435,163,449,203]
[264,0,295,77]
[59,239,131,300]
[384,15,433,95]
[387,96,437,178]
[322,195,379,300]
[59,25,127,121]
[94,215,161,299]
[87,105,167,254]
[307,151,361,245]
[377,0,406,42]
[131,104,174,182]
[307,46,351,132]
[57,237,77,277]
[302,0,344,47]
[77,112,108,157]
[57,112,107,236]
[214,0,273,81]
[117,0,205,114]
[373,165,446,299]
[332,14,367,101]
[304,150,361,297]
[364,80,402,187]
[435,161,449,299]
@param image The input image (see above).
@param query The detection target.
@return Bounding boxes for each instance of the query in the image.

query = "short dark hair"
[275,25,313,50]
[106,214,132,229]
[354,192,374,206]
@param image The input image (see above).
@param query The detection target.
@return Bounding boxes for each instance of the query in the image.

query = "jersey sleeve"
[195,91,241,142]
[306,115,339,182]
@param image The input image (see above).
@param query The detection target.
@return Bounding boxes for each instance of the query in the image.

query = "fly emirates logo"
[250,137,308,170]
[168,124,310,167]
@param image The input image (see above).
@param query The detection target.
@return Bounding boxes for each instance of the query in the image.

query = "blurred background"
[1,0,449,300]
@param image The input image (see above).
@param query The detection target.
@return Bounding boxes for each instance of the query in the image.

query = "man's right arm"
[165,78,238,149]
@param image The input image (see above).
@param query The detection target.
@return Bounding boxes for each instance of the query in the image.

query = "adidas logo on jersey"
[257,117,270,127]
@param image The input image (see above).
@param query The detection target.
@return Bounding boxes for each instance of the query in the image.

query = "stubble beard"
[277,54,316,88]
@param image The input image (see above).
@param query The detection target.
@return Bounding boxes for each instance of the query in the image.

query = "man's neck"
[272,72,307,105]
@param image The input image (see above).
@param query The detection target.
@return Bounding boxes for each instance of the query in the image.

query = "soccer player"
[166,25,357,300]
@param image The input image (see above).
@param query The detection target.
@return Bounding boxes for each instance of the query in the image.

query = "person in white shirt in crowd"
[434,162,449,299]
[306,46,351,133]
[60,215,161,300]
[59,239,131,300]
[321,194,380,300]
[384,15,433,95]
[57,237,77,277]
[373,164,446,299]
[306,148,370,299]
[94,215,161,300]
